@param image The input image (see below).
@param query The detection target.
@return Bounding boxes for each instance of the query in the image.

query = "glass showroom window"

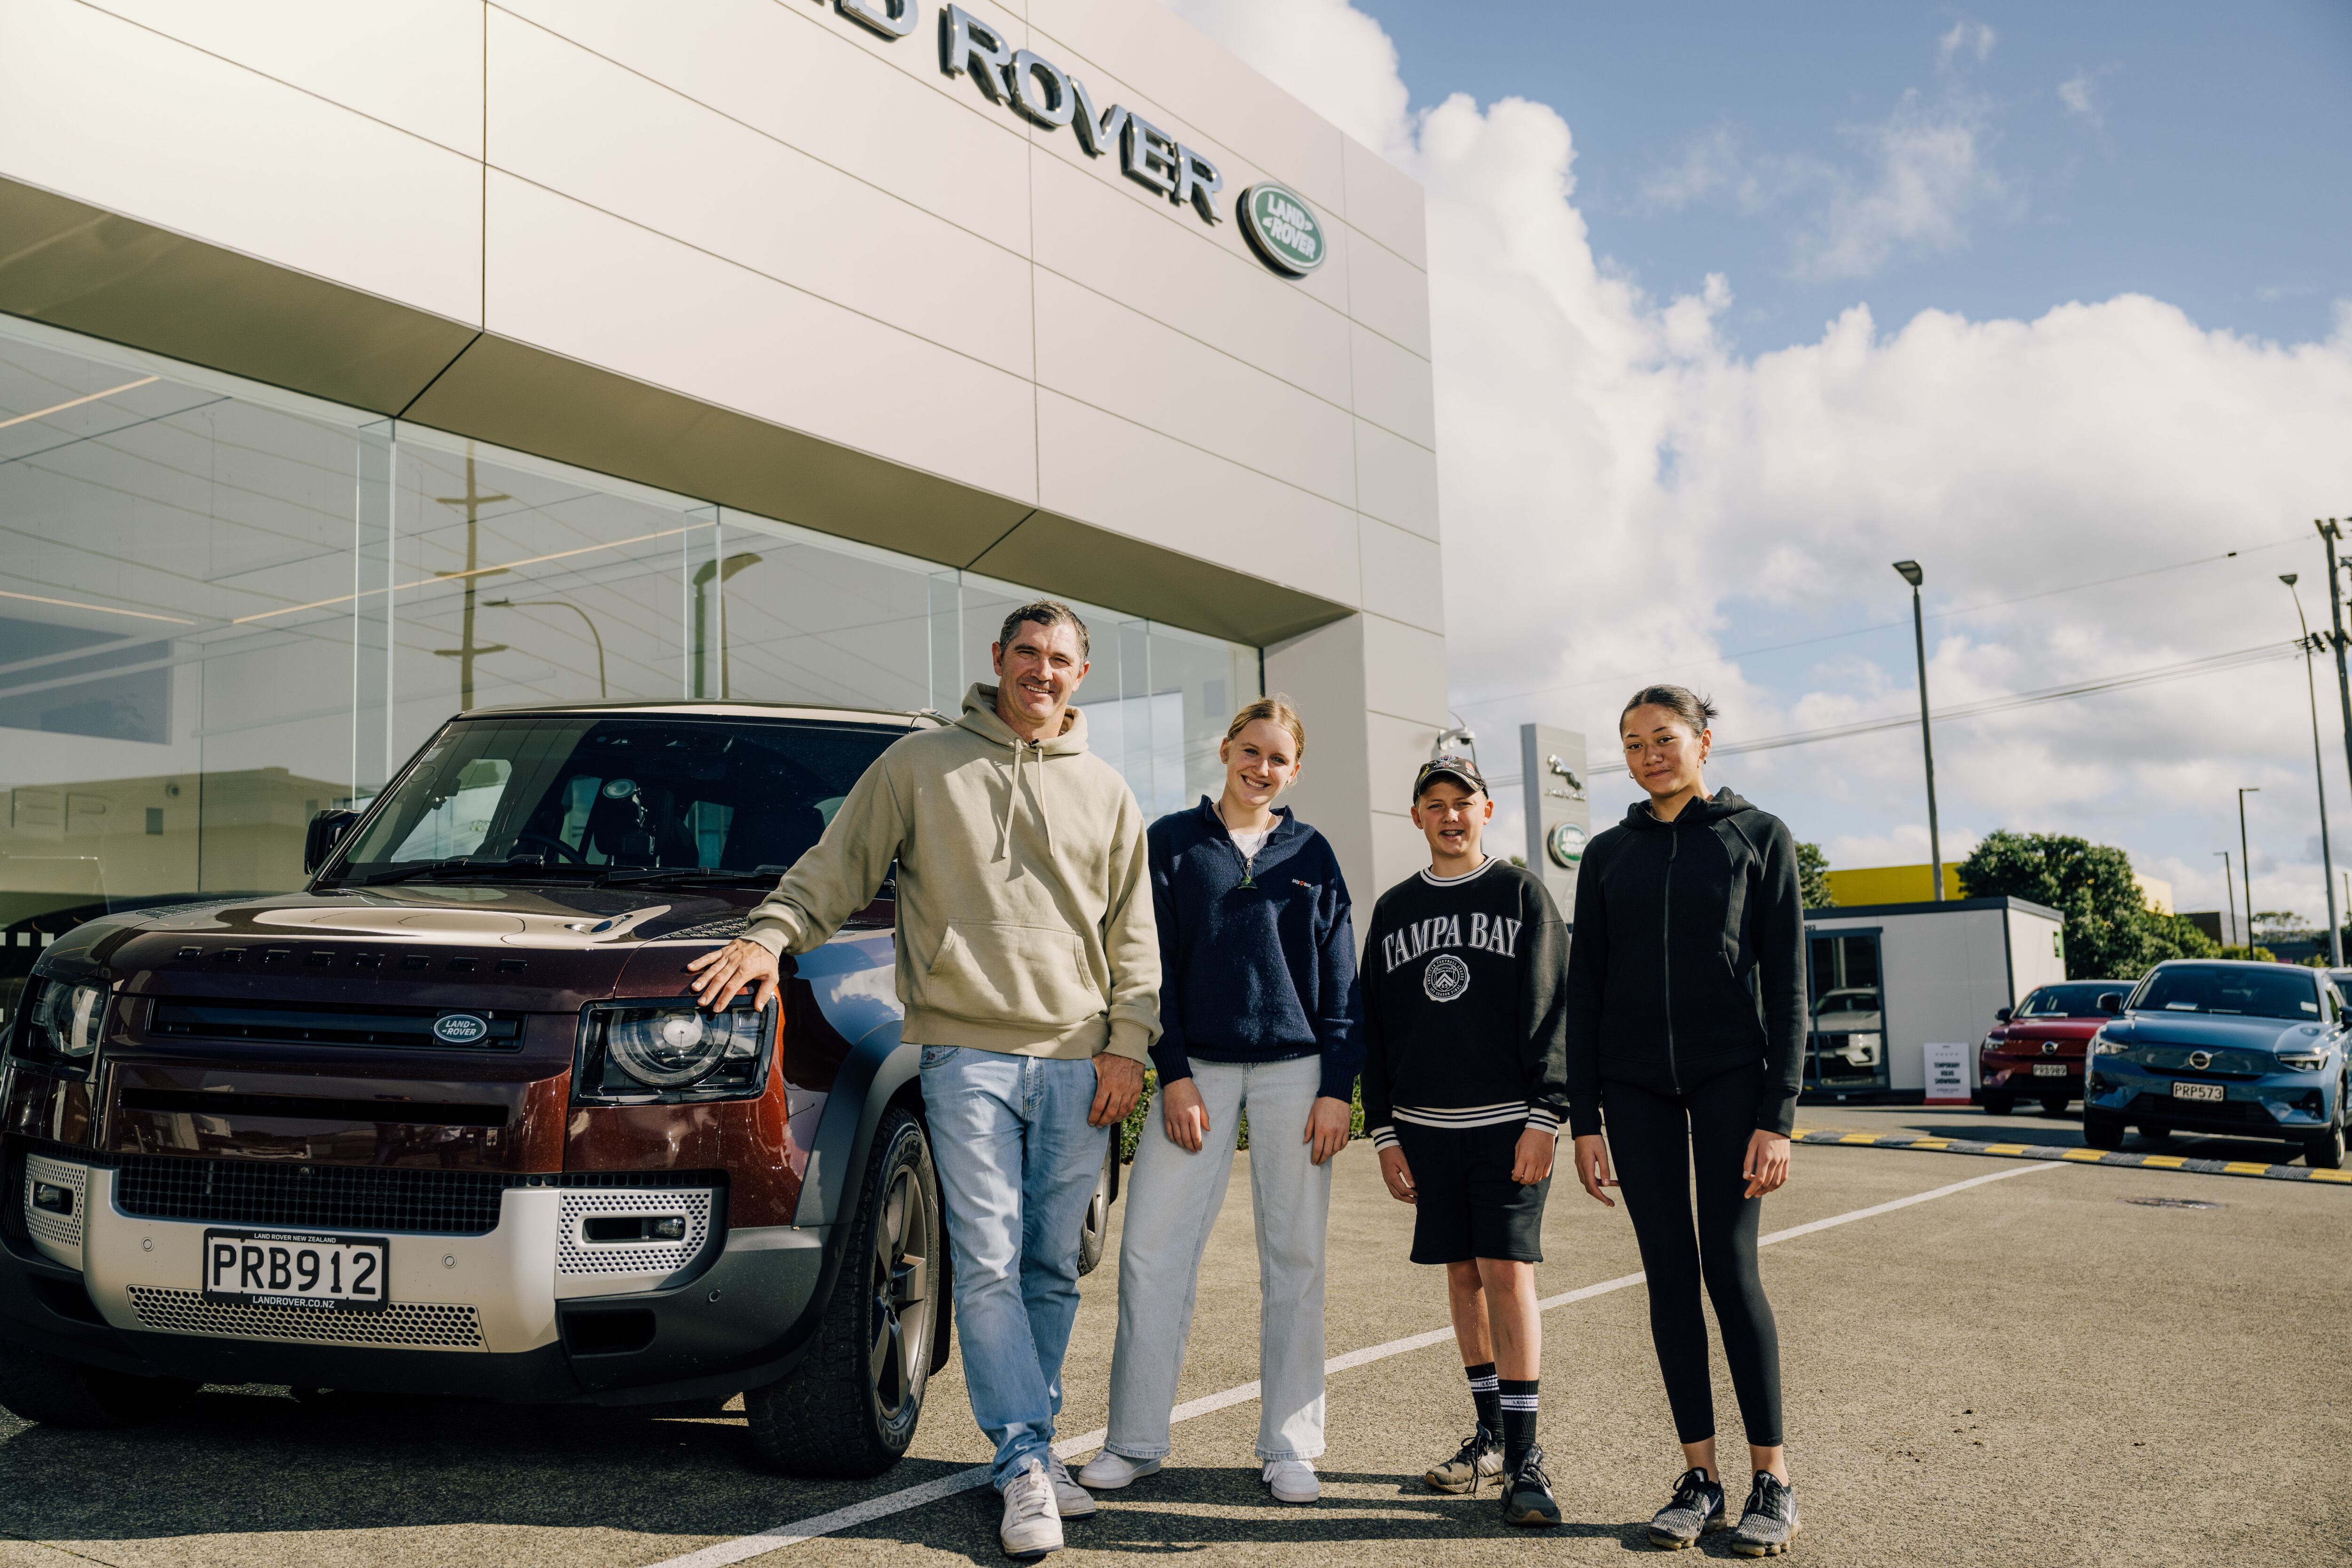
[0,318,1259,1013]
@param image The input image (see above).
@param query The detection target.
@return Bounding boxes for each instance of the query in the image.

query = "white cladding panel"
[1808,907,2036,1092]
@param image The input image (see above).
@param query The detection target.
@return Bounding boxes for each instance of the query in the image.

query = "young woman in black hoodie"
[1565,686,1806,1557]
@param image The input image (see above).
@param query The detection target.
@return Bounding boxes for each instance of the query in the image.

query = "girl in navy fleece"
[1079,698,1361,1505]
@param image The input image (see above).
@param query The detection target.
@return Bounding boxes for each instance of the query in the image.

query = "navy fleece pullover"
[1146,798,1362,1102]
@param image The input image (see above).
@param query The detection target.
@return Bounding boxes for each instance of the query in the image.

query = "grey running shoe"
[1498,1444,1563,1528]
[1424,1425,1505,1494]
[1647,1466,1727,1549]
[1729,1472,1800,1557]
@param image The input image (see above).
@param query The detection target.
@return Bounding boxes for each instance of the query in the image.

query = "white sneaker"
[1263,1458,1319,1504]
[1045,1454,1097,1519]
[999,1458,1064,1559]
[1075,1449,1163,1490]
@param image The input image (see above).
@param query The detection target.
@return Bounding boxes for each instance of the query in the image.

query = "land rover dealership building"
[0,0,1445,958]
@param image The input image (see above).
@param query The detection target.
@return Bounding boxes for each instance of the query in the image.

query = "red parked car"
[1979,980,2128,1116]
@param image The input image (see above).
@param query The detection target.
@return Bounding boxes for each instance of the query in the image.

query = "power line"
[1587,638,2304,775]
[1458,533,2301,714]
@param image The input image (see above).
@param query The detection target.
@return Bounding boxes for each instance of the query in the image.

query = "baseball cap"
[1413,754,1488,800]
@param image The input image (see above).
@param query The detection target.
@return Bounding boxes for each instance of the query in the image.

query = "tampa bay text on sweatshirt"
[1360,857,1571,1150]
[1146,798,1361,1102]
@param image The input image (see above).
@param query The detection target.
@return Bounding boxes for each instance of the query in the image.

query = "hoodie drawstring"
[993,739,1055,861]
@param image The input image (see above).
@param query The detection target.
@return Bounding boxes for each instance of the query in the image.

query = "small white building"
[1800,896,2067,1099]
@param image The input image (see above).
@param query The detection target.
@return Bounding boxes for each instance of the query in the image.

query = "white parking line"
[644,1158,2059,1568]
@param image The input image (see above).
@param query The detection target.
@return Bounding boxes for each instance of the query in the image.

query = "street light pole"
[1891,560,1943,900]
[2238,786,2260,951]
[2282,574,2343,965]
[2216,850,2237,947]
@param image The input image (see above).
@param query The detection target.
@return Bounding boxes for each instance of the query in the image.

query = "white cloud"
[2058,70,2101,125]
[1938,20,1996,67]
[1795,91,2010,280]
[1160,0,2352,929]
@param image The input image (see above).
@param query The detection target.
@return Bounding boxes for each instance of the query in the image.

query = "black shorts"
[1394,1121,1551,1265]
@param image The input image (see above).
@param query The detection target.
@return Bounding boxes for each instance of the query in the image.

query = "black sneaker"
[1498,1444,1563,1528]
[1647,1466,1727,1549]
[1423,1425,1504,1495]
[1729,1472,1799,1557]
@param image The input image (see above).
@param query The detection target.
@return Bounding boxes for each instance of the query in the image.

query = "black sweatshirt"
[1360,858,1571,1150]
[1562,788,1808,1138]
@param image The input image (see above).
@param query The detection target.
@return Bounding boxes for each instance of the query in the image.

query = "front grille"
[98,1150,723,1236]
[147,999,523,1051]
[126,1286,483,1349]
[115,1157,513,1234]
[2128,1092,2276,1126]
[120,1088,506,1128]
[23,1153,86,1254]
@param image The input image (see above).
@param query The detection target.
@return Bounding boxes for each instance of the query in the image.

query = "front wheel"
[0,1344,196,1428]
[746,1106,940,1477]
[2082,1111,2126,1151]
[2304,1116,2347,1171]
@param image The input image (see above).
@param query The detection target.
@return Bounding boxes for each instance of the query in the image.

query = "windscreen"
[332,716,902,878]
[2017,983,2119,1017]
[2128,964,2320,1022]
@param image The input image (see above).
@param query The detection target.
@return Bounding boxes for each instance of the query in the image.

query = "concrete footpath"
[1,1134,2345,1567]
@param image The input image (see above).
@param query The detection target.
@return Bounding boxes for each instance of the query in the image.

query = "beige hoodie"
[742,683,1160,1062]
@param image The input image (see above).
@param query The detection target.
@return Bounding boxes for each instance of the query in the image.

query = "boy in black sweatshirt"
[1364,756,1570,1528]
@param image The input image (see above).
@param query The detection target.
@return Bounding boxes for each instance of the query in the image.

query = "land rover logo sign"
[1240,183,1326,276]
[432,1013,489,1046]
[1546,821,1588,869]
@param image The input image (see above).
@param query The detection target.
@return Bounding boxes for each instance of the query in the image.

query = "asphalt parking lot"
[4,1126,2347,1568]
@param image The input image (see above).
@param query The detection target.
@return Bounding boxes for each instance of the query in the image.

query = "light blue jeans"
[1104,1053,1332,1463]
[919,1044,1111,1488]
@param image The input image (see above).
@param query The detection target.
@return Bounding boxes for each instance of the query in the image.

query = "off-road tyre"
[0,1343,196,1428]
[745,1106,940,1478]
[2082,1111,2127,1151]
[1981,1091,2016,1117]
[1076,1138,1117,1278]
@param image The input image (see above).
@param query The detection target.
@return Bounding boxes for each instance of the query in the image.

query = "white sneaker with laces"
[1045,1455,1097,1519]
[1263,1458,1319,1504]
[998,1458,1064,1560]
[1075,1450,1163,1490]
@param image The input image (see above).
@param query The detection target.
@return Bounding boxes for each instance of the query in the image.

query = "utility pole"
[432,453,512,709]
[2216,850,2237,947]
[2319,518,2352,956]
[2238,786,2260,951]
[2282,575,2343,964]
[1892,561,1943,899]
[487,598,608,699]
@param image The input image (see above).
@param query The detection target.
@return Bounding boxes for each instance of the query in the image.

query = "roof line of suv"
[455,699,945,727]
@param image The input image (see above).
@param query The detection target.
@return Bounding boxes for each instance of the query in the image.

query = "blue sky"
[1351,1,2352,354]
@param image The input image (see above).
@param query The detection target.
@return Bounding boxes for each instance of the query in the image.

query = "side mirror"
[304,808,361,876]
[2096,992,2124,1016]
[1993,1007,2012,1024]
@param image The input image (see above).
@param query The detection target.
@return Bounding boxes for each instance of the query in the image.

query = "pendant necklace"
[1217,801,1262,889]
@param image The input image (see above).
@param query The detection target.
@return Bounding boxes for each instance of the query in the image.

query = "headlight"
[17,979,107,1064]
[2085,1030,2121,1057]
[576,1000,771,1103]
[2278,1052,2328,1074]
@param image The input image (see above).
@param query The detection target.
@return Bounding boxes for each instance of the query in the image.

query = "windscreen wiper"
[596,866,781,887]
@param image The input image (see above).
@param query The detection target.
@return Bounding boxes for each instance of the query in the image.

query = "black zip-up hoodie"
[1563,788,1807,1137]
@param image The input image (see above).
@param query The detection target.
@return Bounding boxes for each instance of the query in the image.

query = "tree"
[1957,830,2221,980]
[1795,841,1835,908]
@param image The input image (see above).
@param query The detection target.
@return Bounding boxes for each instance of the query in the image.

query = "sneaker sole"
[1055,1494,1099,1520]
[1728,1522,1799,1558]
[1502,1508,1563,1528]
[999,1538,1063,1560]
[1424,1466,1501,1495]
[1646,1528,1699,1549]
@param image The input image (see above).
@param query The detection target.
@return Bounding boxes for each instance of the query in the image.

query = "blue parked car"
[2082,960,2349,1168]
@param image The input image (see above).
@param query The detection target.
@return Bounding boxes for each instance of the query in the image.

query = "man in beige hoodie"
[689,600,1155,1560]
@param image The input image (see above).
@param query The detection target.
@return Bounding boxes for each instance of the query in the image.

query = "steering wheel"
[513,832,589,865]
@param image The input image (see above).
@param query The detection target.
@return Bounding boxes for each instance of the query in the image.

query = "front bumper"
[2085,1059,2335,1139]
[5,1144,830,1404]
[1982,1057,2083,1093]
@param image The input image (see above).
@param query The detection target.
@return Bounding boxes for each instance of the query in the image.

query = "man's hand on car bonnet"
[686,939,781,1012]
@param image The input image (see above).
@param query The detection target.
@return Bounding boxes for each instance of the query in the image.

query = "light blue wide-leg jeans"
[1103,1054,1332,1463]
[919,1044,1110,1488]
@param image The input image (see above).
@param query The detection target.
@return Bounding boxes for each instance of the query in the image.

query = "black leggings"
[1602,1064,1784,1447]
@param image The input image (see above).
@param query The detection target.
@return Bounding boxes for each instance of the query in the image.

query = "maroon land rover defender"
[0,701,1117,1476]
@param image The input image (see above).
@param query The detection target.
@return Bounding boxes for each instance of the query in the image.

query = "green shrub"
[1116,1070,1369,1162]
